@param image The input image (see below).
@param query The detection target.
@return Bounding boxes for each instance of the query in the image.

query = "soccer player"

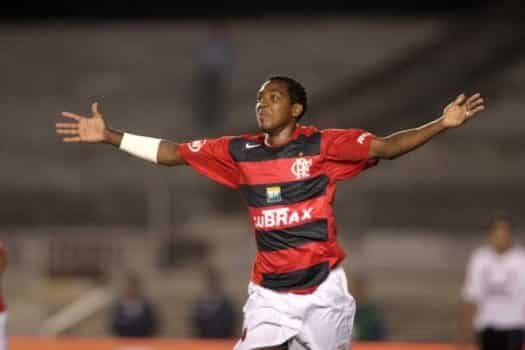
[461,214,525,350]
[56,76,484,350]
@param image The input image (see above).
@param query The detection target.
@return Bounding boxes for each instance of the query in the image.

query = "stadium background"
[1,0,523,348]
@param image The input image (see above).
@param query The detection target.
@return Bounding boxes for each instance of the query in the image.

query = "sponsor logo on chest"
[266,186,282,204]
[253,207,313,229]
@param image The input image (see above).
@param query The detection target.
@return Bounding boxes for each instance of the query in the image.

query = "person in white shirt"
[460,214,525,350]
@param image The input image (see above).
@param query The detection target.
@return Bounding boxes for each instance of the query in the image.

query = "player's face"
[489,221,512,253]
[255,80,296,133]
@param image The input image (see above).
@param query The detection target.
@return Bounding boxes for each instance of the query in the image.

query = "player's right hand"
[56,102,107,143]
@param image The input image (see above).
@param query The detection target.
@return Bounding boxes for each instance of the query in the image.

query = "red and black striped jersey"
[179,125,378,294]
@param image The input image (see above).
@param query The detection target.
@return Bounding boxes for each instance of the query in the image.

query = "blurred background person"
[460,213,525,350]
[190,264,237,339]
[110,272,159,338]
[351,273,387,341]
[192,20,235,132]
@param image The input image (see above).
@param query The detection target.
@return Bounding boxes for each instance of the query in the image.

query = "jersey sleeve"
[179,137,240,189]
[321,128,379,181]
[462,251,483,303]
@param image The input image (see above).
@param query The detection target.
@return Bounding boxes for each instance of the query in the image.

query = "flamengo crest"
[291,158,312,179]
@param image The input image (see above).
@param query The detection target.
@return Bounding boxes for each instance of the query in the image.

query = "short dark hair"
[268,76,307,120]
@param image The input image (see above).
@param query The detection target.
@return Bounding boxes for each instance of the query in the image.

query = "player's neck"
[491,243,512,255]
[265,122,297,147]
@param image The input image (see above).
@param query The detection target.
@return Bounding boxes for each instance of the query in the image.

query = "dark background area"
[1,1,498,20]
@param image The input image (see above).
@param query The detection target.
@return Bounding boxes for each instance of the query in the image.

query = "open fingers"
[465,93,481,105]
[468,105,485,116]
[62,136,82,143]
[61,112,83,121]
[91,102,100,116]
[56,129,79,135]
[56,122,78,129]
[468,97,484,110]
[454,94,466,105]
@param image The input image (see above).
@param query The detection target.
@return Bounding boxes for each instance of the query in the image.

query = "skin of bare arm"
[56,102,186,166]
[369,93,485,160]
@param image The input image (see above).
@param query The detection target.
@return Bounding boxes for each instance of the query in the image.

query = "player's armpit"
[369,135,423,160]
[368,137,392,160]
[157,140,187,166]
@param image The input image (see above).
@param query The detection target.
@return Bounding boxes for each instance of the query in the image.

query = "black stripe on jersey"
[261,261,330,291]
[255,220,328,252]
[229,132,321,162]
[239,175,329,208]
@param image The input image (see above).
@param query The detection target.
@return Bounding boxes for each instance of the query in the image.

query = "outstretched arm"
[369,93,485,160]
[55,102,185,166]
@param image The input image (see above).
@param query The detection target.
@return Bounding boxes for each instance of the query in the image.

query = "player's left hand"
[441,93,485,128]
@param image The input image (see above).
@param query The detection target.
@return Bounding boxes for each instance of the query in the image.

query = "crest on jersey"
[188,139,206,152]
[291,158,312,179]
[266,186,282,204]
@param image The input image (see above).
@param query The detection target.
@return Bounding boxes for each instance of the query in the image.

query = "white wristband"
[119,133,161,163]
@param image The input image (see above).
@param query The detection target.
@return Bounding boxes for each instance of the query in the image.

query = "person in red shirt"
[56,76,484,350]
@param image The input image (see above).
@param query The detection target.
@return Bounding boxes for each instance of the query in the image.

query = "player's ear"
[292,103,303,119]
